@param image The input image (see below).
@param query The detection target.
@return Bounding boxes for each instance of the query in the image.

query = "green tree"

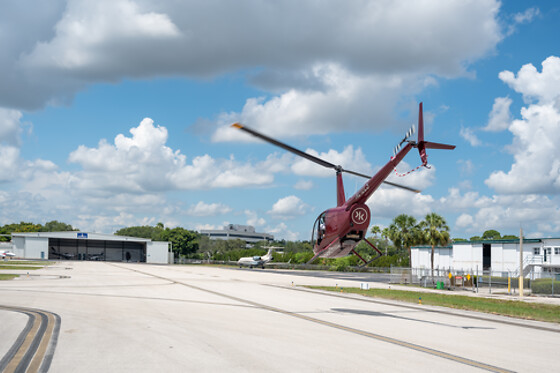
[43,220,77,232]
[502,234,519,239]
[482,230,501,240]
[419,213,451,282]
[388,214,421,266]
[115,225,165,241]
[160,228,199,257]
[367,225,383,260]
[0,221,55,241]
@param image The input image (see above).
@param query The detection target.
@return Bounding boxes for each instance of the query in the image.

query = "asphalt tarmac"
[1,262,558,372]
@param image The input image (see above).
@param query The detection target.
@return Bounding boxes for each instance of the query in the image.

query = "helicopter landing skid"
[354,239,383,268]
[306,238,338,265]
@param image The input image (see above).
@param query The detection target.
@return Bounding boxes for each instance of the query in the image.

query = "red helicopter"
[232,103,455,266]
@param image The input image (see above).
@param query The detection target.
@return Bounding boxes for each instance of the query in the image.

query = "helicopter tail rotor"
[393,124,415,157]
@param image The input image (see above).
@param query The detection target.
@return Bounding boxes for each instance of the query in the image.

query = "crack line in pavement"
[112,264,514,373]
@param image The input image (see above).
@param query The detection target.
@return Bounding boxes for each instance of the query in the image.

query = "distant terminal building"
[200,224,274,243]
[9,231,170,264]
[412,237,560,278]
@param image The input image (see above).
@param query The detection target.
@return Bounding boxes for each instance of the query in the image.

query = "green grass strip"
[2,261,52,265]
[0,265,43,270]
[309,286,560,324]
[0,274,18,280]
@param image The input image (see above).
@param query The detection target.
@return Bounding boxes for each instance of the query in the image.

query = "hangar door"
[48,238,146,262]
[482,243,491,270]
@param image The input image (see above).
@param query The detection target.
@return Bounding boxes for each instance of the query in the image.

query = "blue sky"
[2,0,560,240]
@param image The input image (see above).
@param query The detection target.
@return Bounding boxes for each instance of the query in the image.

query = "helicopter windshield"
[311,212,327,246]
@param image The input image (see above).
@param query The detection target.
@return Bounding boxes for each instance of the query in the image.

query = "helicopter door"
[312,212,327,246]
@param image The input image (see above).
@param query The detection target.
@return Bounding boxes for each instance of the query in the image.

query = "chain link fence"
[389,267,560,296]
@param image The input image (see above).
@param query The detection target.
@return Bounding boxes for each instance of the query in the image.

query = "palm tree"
[388,214,420,266]
[370,225,381,237]
[419,213,451,283]
[381,227,390,255]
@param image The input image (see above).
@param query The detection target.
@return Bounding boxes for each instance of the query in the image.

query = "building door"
[483,244,491,270]
[544,247,551,262]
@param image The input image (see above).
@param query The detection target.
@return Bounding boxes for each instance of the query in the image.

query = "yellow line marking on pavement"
[28,312,56,372]
[0,306,60,373]
[3,310,41,373]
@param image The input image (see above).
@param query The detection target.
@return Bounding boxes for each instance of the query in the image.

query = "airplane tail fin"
[416,102,455,166]
[263,247,275,261]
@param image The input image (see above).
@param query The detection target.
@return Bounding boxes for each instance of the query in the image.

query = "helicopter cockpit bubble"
[312,211,327,246]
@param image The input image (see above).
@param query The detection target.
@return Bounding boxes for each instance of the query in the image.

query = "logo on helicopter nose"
[352,207,368,225]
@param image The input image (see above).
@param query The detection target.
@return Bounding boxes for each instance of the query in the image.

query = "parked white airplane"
[0,250,16,259]
[237,247,276,269]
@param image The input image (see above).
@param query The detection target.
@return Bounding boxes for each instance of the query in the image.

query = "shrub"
[531,278,560,295]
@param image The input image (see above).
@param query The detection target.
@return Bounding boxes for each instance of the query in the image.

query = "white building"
[411,238,560,278]
[200,224,273,243]
[10,232,170,264]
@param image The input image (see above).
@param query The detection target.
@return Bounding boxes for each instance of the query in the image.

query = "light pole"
[519,227,524,297]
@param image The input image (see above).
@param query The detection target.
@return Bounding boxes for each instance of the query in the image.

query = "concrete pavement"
[1,262,558,372]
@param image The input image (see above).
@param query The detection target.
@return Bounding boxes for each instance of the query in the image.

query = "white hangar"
[411,238,560,278]
[10,231,170,264]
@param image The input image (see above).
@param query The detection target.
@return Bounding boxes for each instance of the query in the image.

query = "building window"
[533,247,540,255]
[555,247,560,255]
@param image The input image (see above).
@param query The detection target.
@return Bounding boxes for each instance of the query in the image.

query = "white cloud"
[187,201,232,217]
[0,146,20,182]
[294,180,314,190]
[0,109,27,182]
[504,7,540,37]
[23,0,181,71]
[483,97,512,132]
[513,7,540,25]
[438,188,492,211]
[459,126,482,147]
[434,185,560,238]
[244,210,266,227]
[2,1,503,111]
[486,103,560,194]
[451,194,560,236]
[291,145,372,177]
[455,214,474,229]
[266,222,299,241]
[68,118,279,194]
[485,57,560,194]
[457,159,475,176]
[212,64,432,140]
[0,1,527,239]
[195,223,217,231]
[367,188,434,221]
[0,109,24,146]
[268,195,310,219]
[386,161,435,190]
[0,116,288,233]
[498,56,560,104]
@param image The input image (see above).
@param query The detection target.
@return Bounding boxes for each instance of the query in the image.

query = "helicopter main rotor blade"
[231,123,420,193]
[381,180,421,193]
[231,123,338,170]
[342,168,420,193]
